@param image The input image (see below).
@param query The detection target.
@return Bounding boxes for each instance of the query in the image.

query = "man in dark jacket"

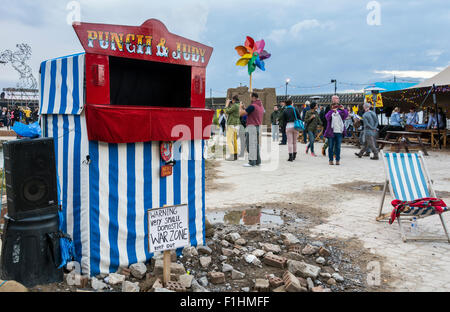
[320,104,331,156]
[277,101,287,145]
[270,105,280,142]
[301,101,311,144]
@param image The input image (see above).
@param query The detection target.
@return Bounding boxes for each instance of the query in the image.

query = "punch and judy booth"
[39,19,214,276]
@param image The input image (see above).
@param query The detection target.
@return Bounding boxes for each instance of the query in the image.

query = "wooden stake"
[163,250,171,286]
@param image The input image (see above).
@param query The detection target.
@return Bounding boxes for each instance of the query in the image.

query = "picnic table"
[297,126,325,143]
[344,130,361,148]
[409,128,447,149]
[377,131,429,156]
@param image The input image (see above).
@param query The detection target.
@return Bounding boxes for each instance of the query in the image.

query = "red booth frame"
[73,19,214,144]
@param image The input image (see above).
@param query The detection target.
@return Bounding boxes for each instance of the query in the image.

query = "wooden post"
[163,250,171,286]
[162,203,172,287]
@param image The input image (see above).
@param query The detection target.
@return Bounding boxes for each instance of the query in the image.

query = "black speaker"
[0,214,63,287]
[3,138,58,220]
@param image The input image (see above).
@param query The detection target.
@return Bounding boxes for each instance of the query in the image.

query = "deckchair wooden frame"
[377,150,450,243]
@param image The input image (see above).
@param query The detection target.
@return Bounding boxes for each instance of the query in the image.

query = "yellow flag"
[376,93,383,108]
[365,94,383,108]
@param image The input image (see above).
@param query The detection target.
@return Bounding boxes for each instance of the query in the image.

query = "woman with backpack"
[304,101,322,157]
[281,100,302,162]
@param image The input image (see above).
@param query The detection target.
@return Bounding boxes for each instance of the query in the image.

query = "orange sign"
[161,165,173,178]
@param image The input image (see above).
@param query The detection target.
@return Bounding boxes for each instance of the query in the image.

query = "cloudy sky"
[0,0,449,96]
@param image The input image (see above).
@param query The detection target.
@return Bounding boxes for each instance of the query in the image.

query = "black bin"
[0,213,63,287]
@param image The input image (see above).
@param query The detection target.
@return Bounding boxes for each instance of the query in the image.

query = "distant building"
[205,86,278,126]
[278,92,364,106]
[206,89,365,123]
[0,88,39,110]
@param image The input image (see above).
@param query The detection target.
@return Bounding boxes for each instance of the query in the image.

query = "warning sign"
[148,204,190,253]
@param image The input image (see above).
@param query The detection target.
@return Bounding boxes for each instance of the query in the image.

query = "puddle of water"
[351,184,384,192]
[207,208,285,226]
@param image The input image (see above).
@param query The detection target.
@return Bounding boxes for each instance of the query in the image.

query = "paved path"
[206,135,450,292]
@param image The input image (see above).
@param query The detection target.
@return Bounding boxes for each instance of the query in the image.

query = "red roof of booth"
[73,19,213,68]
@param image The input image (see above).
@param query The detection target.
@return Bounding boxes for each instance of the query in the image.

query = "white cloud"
[0,0,211,89]
[426,49,443,62]
[79,0,210,42]
[340,89,365,93]
[290,19,321,36]
[267,19,334,45]
[374,70,440,79]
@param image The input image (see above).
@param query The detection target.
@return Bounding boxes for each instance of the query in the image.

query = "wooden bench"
[378,131,429,155]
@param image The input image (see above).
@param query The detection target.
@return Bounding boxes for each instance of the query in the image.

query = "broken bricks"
[282,271,307,293]
[268,276,284,288]
[153,260,186,275]
[254,279,270,292]
[166,281,186,292]
[263,254,287,269]
[208,272,226,285]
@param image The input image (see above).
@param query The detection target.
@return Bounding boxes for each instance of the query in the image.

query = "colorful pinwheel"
[235,36,271,91]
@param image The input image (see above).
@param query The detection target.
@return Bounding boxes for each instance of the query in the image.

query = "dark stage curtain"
[109,56,191,108]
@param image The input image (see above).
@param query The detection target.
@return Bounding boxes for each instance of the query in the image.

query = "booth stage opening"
[109,56,191,108]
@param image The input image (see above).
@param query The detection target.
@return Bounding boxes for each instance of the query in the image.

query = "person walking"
[9,108,14,127]
[218,110,227,137]
[270,105,280,142]
[6,108,11,130]
[324,97,348,165]
[224,96,241,161]
[278,101,287,145]
[304,102,322,157]
[240,93,264,167]
[355,103,379,160]
[13,106,20,125]
[301,101,311,144]
[320,104,331,156]
[1,107,8,129]
[281,100,301,162]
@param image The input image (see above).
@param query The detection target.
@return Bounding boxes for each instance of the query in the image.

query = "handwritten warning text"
[148,204,189,253]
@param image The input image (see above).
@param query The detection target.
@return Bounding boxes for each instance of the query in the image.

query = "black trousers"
[280,126,287,144]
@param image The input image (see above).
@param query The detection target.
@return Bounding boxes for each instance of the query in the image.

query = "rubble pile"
[57,219,369,293]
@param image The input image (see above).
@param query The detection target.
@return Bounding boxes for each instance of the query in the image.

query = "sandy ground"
[205,134,450,292]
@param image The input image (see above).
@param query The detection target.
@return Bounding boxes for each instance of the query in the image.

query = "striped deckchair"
[378,150,450,243]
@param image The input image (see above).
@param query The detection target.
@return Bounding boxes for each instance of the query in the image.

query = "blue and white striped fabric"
[39,52,207,276]
[39,53,85,115]
[384,152,430,202]
[41,114,206,276]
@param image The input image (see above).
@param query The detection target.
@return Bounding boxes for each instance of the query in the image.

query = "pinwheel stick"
[249,73,252,93]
